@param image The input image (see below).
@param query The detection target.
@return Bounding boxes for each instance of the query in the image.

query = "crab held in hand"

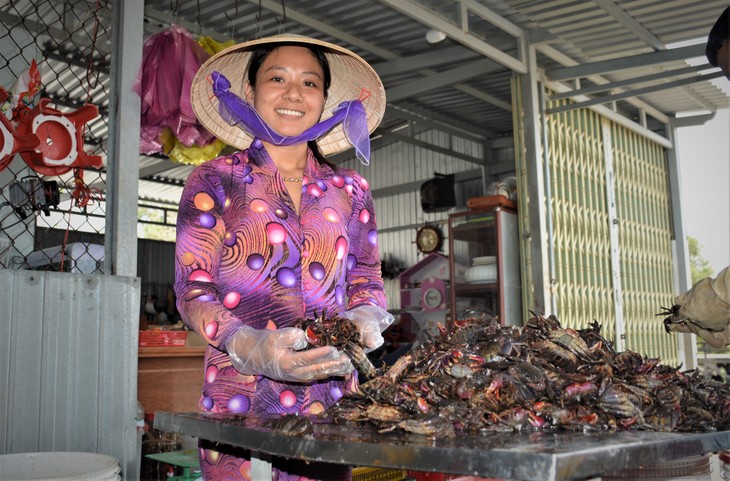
[294,311,378,380]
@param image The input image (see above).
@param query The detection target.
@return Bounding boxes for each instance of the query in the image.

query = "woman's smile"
[275,108,305,117]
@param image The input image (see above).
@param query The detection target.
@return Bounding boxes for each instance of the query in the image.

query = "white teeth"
[276,108,304,117]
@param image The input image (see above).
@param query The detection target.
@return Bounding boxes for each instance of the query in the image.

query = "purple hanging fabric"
[211,71,371,165]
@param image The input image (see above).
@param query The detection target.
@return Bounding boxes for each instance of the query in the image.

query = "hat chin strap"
[211,71,371,165]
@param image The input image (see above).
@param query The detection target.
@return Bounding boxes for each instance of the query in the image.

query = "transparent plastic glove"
[665,319,730,348]
[662,266,730,347]
[225,326,354,382]
[340,305,395,353]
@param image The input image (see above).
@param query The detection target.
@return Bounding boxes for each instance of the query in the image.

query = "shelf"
[448,206,522,325]
[451,220,496,244]
[139,346,207,358]
[453,282,499,296]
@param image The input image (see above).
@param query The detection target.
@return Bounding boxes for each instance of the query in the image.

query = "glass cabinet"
[447,206,522,326]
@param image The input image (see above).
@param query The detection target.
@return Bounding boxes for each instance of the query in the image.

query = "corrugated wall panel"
[0,269,140,480]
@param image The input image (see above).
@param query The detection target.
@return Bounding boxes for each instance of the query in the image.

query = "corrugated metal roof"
[6,0,729,205]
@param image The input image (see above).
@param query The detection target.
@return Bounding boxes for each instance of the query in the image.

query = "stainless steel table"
[154,412,730,481]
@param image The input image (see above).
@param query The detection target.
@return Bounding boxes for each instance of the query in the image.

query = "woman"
[174,35,392,480]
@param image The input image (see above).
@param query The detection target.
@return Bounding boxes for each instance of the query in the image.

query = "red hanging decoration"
[0,87,41,172]
[70,167,104,208]
[16,98,103,176]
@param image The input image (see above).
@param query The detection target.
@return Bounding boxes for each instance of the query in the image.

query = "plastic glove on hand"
[226,326,354,382]
[341,305,395,353]
[659,304,730,348]
[663,319,730,348]
[659,267,730,347]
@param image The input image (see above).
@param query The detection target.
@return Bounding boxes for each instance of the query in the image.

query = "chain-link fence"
[0,0,111,273]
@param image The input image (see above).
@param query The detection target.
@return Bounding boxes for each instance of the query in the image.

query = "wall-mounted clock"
[415,224,443,254]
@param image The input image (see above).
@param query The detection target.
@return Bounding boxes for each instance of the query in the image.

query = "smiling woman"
[176,34,392,481]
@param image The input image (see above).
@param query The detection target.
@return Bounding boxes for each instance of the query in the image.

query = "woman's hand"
[341,305,395,352]
[226,326,354,381]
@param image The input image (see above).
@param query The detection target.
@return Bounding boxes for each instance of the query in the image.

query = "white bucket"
[601,454,711,481]
[0,452,119,481]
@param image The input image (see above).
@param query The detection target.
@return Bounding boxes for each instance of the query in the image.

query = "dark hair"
[246,43,336,169]
[706,6,729,66]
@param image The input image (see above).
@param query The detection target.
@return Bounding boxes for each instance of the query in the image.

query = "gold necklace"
[281,176,303,182]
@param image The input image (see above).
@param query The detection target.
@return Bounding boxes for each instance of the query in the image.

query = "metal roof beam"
[593,0,665,50]
[462,0,523,38]
[386,58,504,102]
[144,6,227,41]
[373,46,480,76]
[550,64,714,100]
[546,43,706,81]
[672,112,716,128]
[396,101,497,137]
[139,157,179,178]
[385,131,485,166]
[378,0,527,73]
[547,71,725,114]
[330,123,487,166]
[0,11,72,45]
[243,0,398,60]
[384,104,489,140]
[538,44,669,124]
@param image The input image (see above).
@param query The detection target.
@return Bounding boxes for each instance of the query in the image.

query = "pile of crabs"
[301,313,730,437]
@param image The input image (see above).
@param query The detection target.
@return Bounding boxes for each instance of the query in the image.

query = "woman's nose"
[283,84,303,101]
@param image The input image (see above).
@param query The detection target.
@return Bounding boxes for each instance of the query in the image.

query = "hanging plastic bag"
[197,35,235,56]
[160,128,226,166]
[133,25,216,156]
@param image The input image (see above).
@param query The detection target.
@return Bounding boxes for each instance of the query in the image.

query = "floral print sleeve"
[344,171,387,310]
[174,156,245,349]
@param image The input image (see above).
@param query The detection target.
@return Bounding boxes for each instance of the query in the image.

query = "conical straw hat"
[191,34,386,156]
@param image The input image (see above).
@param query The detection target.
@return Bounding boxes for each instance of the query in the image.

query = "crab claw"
[656,305,679,317]
[663,315,689,334]
[663,317,673,333]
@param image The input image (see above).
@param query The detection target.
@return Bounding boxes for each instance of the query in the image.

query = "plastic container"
[353,468,407,481]
[139,329,187,347]
[464,256,497,284]
[602,454,711,481]
[0,452,119,481]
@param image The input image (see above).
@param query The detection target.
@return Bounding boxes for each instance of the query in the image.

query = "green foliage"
[688,236,714,285]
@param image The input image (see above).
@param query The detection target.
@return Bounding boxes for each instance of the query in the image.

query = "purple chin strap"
[211,71,371,165]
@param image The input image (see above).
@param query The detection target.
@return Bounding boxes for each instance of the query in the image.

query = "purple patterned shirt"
[174,139,386,416]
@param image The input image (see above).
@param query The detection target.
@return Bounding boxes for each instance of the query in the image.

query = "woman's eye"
[303,80,318,88]
[271,76,284,83]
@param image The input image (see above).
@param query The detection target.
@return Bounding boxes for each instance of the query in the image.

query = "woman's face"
[245,45,326,137]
